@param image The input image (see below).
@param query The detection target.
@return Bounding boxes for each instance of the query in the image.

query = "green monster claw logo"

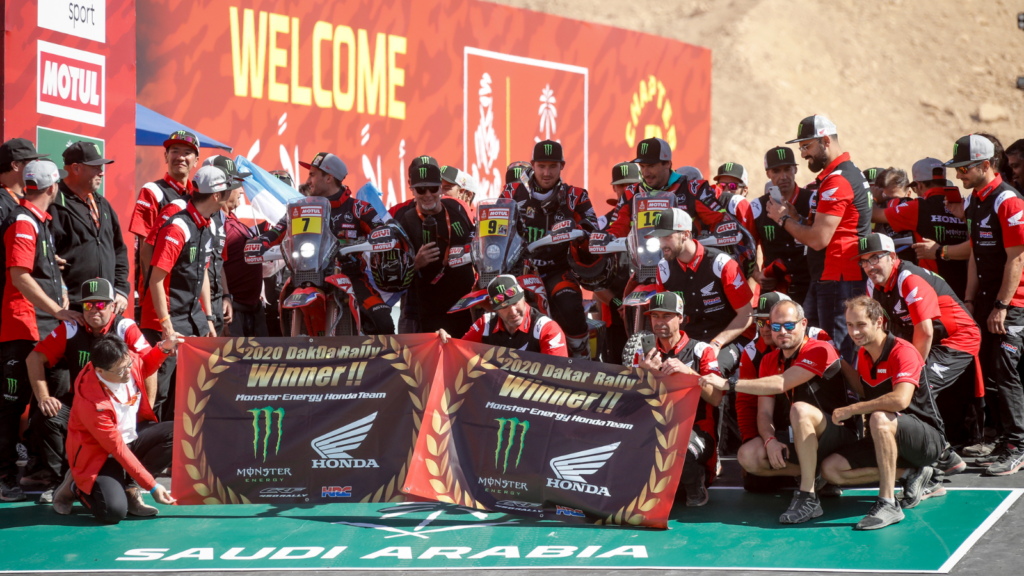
[93,144,102,155]
[494,417,530,473]
[513,167,523,179]
[725,162,734,172]
[420,156,430,164]
[954,143,959,157]
[776,149,786,160]
[494,283,506,294]
[934,226,946,243]
[422,229,432,244]
[419,167,427,178]
[525,227,546,243]
[188,246,197,262]
[544,144,553,156]
[639,142,649,156]
[78,350,90,367]
[6,378,16,395]
[87,281,98,292]
[452,222,464,237]
[759,296,768,310]
[620,165,629,176]
[868,168,877,179]
[655,293,665,307]
[764,225,776,241]
[860,237,868,250]
[797,123,803,136]
[248,407,284,462]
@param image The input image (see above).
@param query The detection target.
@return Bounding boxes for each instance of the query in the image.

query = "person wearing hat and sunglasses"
[437,274,568,357]
[596,161,641,231]
[141,166,241,421]
[768,115,871,364]
[24,278,155,502]
[0,160,84,501]
[714,162,750,198]
[49,141,129,316]
[951,134,1024,475]
[498,140,597,357]
[634,291,724,507]
[700,298,855,524]
[129,131,201,319]
[859,232,979,476]
[244,152,394,335]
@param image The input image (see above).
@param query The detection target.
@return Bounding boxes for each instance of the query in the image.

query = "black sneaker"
[0,475,26,502]
[977,442,1010,467]
[935,447,966,476]
[984,445,1024,476]
[779,490,822,524]
[683,466,708,507]
[854,498,905,530]
[900,466,934,509]
[19,468,57,488]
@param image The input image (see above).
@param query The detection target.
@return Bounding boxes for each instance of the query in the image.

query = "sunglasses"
[955,161,983,175]
[718,182,746,192]
[415,186,440,195]
[755,318,768,329]
[858,253,889,268]
[82,301,110,311]
[771,321,799,332]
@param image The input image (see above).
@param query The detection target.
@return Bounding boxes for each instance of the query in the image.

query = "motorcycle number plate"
[479,217,509,237]
[637,210,662,229]
[291,215,323,235]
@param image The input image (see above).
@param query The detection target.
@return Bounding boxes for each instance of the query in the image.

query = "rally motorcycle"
[447,197,551,316]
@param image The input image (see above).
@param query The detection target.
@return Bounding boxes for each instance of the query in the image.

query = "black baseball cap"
[714,162,748,186]
[644,208,692,237]
[532,140,564,162]
[409,155,442,188]
[203,155,251,180]
[488,274,524,310]
[506,161,531,185]
[764,146,797,170]
[645,291,684,316]
[633,137,672,164]
[855,233,896,259]
[611,162,641,185]
[863,167,884,184]
[80,278,114,302]
[63,141,113,166]
[163,130,200,153]
[944,134,996,168]
[0,138,49,166]
[752,291,792,318]
[785,115,838,144]
[440,165,461,185]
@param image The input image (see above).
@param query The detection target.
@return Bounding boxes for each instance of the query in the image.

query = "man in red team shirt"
[636,291,724,507]
[437,275,567,357]
[768,115,871,362]
[860,233,980,474]
[701,299,855,524]
[822,296,947,530]
[129,131,200,318]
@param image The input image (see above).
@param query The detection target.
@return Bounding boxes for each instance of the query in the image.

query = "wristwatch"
[206,314,217,322]
[778,215,792,228]
[994,300,1011,310]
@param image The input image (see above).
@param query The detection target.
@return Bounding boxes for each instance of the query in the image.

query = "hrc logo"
[321,486,352,497]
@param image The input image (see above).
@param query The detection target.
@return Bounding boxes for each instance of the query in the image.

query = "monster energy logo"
[419,167,428,178]
[935,226,946,243]
[525,227,546,243]
[620,165,630,176]
[494,417,530,473]
[725,162,734,171]
[513,167,523,179]
[776,149,786,160]
[452,221,464,237]
[6,378,16,395]
[954,143,959,157]
[868,168,877,179]
[78,350,90,367]
[422,229,432,244]
[87,281,98,293]
[544,144,553,156]
[494,283,506,293]
[759,296,768,310]
[93,144,102,155]
[419,156,430,164]
[249,407,284,463]
[654,293,665,307]
[441,166,451,174]
[764,225,777,241]
[612,298,622,306]
[224,159,235,173]
[188,246,197,262]
[797,123,804,136]
[860,237,868,250]
[639,142,649,155]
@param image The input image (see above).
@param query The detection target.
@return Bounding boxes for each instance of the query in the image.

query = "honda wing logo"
[546,442,619,496]
[893,300,905,315]
[1009,211,1024,227]
[930,363,949,377]
[819,187,838,201]
[311,412,380,469]
[700,282,716,296]
[905,287,922,304]
[980,214,992,228]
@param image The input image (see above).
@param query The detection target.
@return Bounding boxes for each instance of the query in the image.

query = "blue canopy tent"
[135,103,233,151]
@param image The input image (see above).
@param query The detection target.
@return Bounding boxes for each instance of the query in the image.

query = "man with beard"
[635,291,723,507]
[750,146,815,304]
[768,115,871,362]
[701,299,855,524]
[952,134,1024,475]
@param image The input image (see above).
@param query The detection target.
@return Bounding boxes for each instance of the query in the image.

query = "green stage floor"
[0,487,1018,573]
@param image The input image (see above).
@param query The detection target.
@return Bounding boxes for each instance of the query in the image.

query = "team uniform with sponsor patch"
[750,187,814,304]
[128,175,194,316]
[836,334,945,470]
[461,304,568,357]
[884,188,969,298]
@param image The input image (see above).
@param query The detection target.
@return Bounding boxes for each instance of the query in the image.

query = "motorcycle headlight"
[486,245,500,259]
[645,238,660,252]
[299,242,315,258]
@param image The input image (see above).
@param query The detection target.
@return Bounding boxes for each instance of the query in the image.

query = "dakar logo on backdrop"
[37,40,105,127]
[624,76,676,151]
[310,411,380,468]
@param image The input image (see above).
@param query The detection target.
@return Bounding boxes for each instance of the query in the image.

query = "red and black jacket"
[657,330,720,480]
[964,176,1024,306]
[461,304,568,356]
[759,337,848,433]
[499,179,596,275]
[1,200,63,342]
[141,202,212,334]
[884,188,969,298]
[856,332,943,432]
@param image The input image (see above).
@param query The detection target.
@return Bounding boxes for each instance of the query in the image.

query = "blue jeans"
[803,279,865,363]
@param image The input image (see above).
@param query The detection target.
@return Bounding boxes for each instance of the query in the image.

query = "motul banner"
[136,0,710,209]
[404,340,701,529]
[171,335,438,505]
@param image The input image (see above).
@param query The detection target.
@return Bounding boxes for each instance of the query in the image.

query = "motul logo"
[37,41,105,126]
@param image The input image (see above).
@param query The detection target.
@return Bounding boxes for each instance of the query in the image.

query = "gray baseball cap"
[675,166,703,181]
[299,152,348,181]
[944,135,995,168]
[23,160,66,191]
[80,278,114,302]
[645,291,684,316]
[194,166,244,195]
[786,115,838,144]
[911,158,946,184]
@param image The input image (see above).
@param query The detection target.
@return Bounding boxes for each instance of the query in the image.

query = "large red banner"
[136,0,711,210]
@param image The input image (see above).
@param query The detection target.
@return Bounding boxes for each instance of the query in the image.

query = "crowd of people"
[1,114,1023,530]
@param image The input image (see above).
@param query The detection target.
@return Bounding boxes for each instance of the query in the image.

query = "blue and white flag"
[233,156,304,224]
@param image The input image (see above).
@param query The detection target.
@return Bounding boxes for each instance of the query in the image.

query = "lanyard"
[101,379,140,407]
[417,203,452,284]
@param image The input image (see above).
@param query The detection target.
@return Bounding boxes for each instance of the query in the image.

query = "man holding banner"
[636,291,723,507]
[437,274,567,356]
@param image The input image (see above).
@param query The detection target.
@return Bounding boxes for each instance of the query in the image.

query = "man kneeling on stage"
[52,334,181,523]
[821,296,946,530]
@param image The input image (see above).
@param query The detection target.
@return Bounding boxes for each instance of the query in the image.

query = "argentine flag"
[233,156,304,224]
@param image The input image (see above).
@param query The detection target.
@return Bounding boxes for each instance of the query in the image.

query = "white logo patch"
[819,187,839,201]
[701,282,716,296]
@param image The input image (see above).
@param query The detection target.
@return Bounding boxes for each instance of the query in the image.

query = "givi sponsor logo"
[37,40,105,127]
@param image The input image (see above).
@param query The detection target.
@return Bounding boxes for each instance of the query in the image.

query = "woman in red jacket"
[52,334,179,523]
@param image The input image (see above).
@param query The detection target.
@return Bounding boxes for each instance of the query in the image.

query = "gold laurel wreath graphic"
[596,369,677,526]
[417,346,499,509]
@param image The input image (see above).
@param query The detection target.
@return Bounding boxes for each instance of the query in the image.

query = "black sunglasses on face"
[771,321,799,332]
[415,186,440,195]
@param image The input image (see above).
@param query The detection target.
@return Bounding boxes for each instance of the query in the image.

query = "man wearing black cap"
[129,131,200,318]
[951,134,1024,475]
[499,140,597,357]
[245,152,394,335]
[598,161,640,231]
[635,291,723,507]
[714,162,750,198]
[751,146,815,304]
[769,115,871,363]
[0,160,82,501]
[49,141,129,314]
[864,167,885,206]
[437,274,568,356]
[393,155,475,335]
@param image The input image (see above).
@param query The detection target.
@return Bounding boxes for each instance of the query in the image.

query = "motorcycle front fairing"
[282,196,337,287]
[627,193,676,283]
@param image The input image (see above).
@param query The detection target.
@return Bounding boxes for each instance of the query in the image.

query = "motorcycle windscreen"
[282,196,336,283]
[628,194,677,269]
[472,199,520,275]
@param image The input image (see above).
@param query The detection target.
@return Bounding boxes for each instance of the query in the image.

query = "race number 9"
[479,217,509,237]
[291,216,323,235]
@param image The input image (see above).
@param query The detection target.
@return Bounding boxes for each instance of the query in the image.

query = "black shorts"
[784,418,858,465]
[926,345,974,395]
[836,413,945,470]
